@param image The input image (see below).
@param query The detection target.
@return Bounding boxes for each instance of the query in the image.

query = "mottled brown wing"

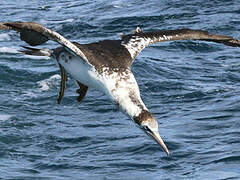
[0,22,49,45]
[121,29,240,60]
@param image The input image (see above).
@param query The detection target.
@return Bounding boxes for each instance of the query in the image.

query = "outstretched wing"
[0,22,89,64]
[121,28,240,60]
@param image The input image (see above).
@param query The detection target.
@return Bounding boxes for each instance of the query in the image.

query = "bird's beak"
[148,131,170,156]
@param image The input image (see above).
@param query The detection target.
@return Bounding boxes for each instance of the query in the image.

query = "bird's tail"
[19,46,52,57]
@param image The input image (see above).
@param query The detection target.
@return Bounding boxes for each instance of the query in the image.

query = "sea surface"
[0,0,240,179]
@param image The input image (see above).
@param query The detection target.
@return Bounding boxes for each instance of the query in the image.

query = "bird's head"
[139,116,170,156]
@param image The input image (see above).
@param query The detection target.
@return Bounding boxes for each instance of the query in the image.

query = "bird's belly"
[57,54,106,91]
[56,52,144,108]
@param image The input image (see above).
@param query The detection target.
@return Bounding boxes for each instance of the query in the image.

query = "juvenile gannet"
[1,22,240,155]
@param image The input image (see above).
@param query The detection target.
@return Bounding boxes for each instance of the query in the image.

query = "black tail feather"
[19,46,52,56]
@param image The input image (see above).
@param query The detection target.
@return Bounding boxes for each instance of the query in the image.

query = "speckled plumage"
[1,22,240,155]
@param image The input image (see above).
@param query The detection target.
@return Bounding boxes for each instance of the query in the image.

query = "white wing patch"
[121,34,173,59]
[121,36,151,59]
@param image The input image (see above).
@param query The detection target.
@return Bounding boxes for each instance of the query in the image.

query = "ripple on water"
[0,114,12,121]
[0,0,240,179]
[0,33,11,41]
[37,74,61,91]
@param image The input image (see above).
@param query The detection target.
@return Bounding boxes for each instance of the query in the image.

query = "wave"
[0,46,19,54]
[111,0,131,8]
[40,18,75,24]
[0,114,12,121]
[23,54,50,60]
[37,74,61,91]
[0,33,11,41]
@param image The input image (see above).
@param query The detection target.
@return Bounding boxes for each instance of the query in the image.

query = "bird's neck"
[117,93,147,119]
[113,89,153,125]
[132,109,154,125]
[102,68,152,123]
[117,95,154,127]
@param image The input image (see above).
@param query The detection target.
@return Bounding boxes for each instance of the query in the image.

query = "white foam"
[111,0,130,8]
[0,33,11,41]
[40,18,74,24]
[0,114,12,121]
[23,54,50,60]
[0,46,19,54]
[37,74,61,91]
[21,91,38,98]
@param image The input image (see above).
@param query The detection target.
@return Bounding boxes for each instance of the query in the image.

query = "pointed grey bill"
[151,131,170,156]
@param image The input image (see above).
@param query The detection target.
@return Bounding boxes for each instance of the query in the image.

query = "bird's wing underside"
[121,28,240,60]
[0,22,90,65]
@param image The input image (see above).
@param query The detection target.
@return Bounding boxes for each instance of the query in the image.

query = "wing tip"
[0,22,13,30]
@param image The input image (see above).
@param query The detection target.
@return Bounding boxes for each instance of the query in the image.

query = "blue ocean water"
[0,0,240,179]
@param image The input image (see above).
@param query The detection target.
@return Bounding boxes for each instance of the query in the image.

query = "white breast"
[100,67,148,118]
[56,52,148,118]
[57,52,103,90]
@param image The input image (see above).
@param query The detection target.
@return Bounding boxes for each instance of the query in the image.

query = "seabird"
[1,22,240,155]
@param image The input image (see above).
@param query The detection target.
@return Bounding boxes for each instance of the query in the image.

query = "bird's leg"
[76,81,88,103]
[57,63,67,104]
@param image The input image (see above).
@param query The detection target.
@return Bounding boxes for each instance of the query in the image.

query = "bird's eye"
[143,125,152,133]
